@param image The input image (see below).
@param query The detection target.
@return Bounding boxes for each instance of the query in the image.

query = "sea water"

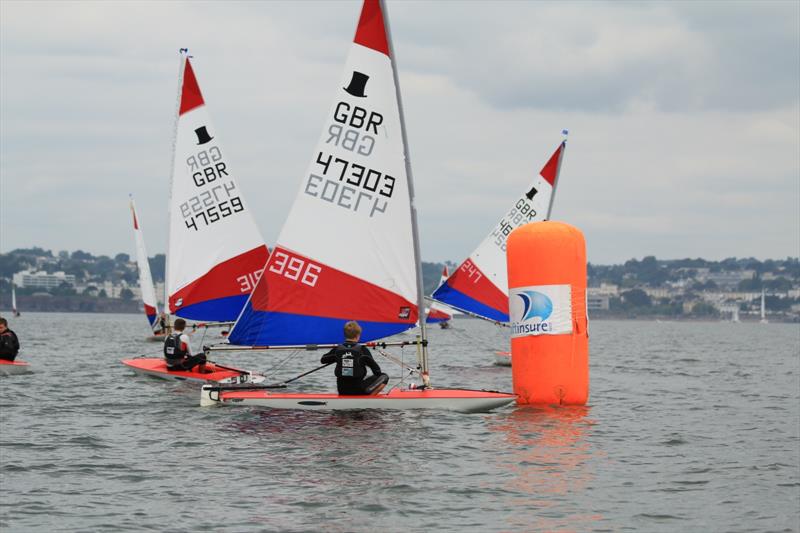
[1,313,798,532]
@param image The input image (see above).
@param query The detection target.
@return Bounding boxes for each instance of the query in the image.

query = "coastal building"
[587,294,610,311]
[700,270,757,289]
[13,270,76,289]
[643,287,671,299]
[588,283,619,296]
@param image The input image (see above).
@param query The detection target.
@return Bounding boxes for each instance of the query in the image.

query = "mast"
[380,0,430,381]
[164,49,188,322]
[545,130,568,219]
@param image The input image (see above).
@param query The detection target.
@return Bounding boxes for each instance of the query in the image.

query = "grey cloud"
[393,1,800,113]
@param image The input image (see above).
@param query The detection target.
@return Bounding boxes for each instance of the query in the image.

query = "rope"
[375,347,418,374]
[260,349,301,380]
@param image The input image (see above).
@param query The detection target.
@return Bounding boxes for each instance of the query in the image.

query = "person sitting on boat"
[154,312,169,335]
[321,321,389,396]
[163,318,208,373]
[0,318,20,362]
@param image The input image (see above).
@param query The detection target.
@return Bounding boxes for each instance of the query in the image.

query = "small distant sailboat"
[426,266,455,328]
[760,289,768,324]
[200,0,515,412]
[122,50,268,384]
[129,197,164,341]
[11,284,20,317]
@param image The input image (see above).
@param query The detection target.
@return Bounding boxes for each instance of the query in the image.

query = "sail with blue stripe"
[432,139,567,323]
[166,52,269,323]
[230,0,419,346]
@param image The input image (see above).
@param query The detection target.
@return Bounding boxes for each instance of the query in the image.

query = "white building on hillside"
[13,270,76,289]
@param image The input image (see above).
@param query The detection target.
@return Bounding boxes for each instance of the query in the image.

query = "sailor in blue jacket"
[321,321,388,395]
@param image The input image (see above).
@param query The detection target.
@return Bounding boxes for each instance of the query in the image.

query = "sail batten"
[166,52,268,322]
[432,140,567,323]
[230,0,418,347]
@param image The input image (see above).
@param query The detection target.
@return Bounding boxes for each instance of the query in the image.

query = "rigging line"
[384,370,416,394]
[197,326,209,349]
[261,349,302,380]
[375,348,418,374]
[282,361,333,385]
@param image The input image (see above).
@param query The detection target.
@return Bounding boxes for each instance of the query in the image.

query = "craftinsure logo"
[509,284,572,338]
[517,290,553,322]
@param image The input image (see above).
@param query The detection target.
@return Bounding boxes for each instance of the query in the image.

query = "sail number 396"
[269,251,322,287]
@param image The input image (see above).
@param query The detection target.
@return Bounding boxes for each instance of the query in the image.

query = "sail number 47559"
[269,251,322,287]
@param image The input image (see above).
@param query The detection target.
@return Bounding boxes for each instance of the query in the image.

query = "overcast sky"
[1,0,798,265]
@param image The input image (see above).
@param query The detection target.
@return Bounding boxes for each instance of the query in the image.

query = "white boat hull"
[494,351,512,366]
[0,360,32,376]
[201,386,516,413]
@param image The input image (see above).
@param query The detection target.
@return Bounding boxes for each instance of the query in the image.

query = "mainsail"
[432,140,567,323]
[129,197,160,331]
[230,0,419,346]
[166,52,268,322]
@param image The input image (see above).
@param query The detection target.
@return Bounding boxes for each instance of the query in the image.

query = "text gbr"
[304,101,395,218]
[180,146,247,231]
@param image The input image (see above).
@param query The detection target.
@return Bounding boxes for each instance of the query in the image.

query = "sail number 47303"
[269,251,322,287]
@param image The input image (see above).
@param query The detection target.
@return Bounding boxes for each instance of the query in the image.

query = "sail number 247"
[269,251,322,287]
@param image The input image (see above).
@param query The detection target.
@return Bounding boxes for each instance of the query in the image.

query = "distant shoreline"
[1,309,794,324]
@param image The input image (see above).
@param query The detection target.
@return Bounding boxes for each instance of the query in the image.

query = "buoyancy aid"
[332,343,367,380]
[163,333,188,366]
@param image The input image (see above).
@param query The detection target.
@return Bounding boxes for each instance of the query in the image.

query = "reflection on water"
[488,406,602,532]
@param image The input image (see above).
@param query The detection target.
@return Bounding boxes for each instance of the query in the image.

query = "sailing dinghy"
[431,136,567,365]
[129,197,165,342]
[122,50,268,384]
[11,284,20,317]
[0,360,32,376]
[200,0,515,413]
[123,358,263,384]
[426,266,456,328]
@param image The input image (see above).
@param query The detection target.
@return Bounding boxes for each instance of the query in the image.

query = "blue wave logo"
[516,291,553,321]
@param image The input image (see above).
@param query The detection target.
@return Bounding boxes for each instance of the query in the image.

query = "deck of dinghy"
[121,358,264,384]
[201,385,516,413]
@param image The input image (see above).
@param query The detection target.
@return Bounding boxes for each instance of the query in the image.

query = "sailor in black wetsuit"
[321,321,389,396]
[0,318,20,362]
[163,318,208,372]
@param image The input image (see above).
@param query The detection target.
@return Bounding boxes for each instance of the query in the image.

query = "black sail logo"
[343,71,369,98]
[194,126,214,145]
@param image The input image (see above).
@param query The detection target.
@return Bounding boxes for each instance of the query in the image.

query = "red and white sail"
[166,52,269,322]
[129,197,160,330]
[432,139,567,323]
[231,0,418,346]
[426,266,454,323]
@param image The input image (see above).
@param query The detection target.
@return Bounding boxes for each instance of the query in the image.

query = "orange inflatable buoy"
[506,221,589,405]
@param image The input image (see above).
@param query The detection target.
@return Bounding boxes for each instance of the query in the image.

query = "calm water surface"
[1,313,798,532]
